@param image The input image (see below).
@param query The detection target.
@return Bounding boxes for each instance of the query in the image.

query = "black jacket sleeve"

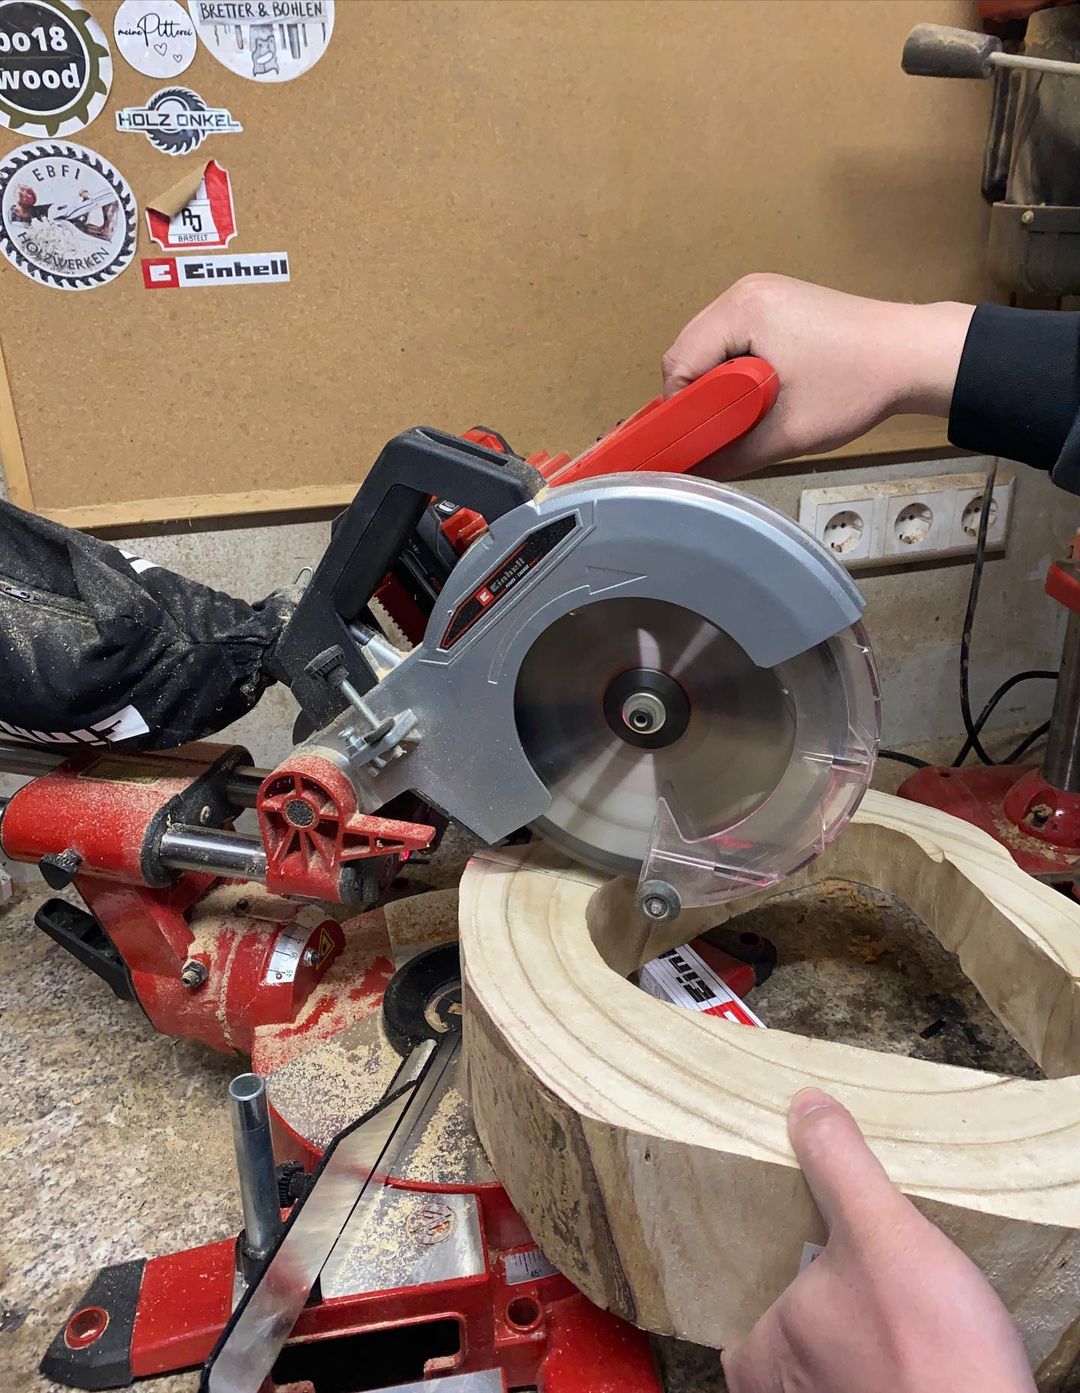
[948,303,1080,494]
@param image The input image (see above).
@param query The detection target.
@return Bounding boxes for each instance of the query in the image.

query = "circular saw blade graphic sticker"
[188,0,333,83]
[0,0,113,137]
[0,141,137,289]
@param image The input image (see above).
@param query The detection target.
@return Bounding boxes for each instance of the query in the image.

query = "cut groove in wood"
[460,791,1080,1383]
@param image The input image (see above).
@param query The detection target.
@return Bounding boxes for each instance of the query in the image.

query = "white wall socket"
[798,470,1013,569]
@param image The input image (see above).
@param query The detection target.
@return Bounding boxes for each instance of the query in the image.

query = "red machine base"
[42,1182,661,1393]
[898,763,1080,879]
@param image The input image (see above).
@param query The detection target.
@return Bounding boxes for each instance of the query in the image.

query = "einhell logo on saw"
[142,251,289,289]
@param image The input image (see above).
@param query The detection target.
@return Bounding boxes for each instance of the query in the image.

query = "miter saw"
[0,356,881,1389]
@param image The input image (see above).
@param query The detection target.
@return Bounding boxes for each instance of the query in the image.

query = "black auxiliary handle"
[274,427,544,731]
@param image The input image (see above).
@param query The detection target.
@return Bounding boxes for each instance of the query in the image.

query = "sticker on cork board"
[146,158,236,249]
[113,0,197,79]
[187,0,333,83]
[0,0,113,137]
[0,140,137,290]
[116,87,242,156]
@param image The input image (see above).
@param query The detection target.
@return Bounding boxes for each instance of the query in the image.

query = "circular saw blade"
[514,597,796,875]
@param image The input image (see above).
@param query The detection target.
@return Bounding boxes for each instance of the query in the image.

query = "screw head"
[302,947,320,968]
[180,960,208,990]
[1022,209,1035,225]
[637,879,682,922]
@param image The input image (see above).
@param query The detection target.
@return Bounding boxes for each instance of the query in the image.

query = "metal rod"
[158,825,268,881]
[0,737,267,808]
[228,1073,284,1262]
[991,51,1080,79]
[1044,611,1080,793]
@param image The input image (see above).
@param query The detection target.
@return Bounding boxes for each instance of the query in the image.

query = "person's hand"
[661,274,975,477]
[722,1088,1036,1393]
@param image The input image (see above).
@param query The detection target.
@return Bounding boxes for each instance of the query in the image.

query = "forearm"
[948,304,1080,489]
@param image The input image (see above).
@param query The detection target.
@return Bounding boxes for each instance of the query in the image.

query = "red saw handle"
[446,356,777,552]
[545,355,778,486]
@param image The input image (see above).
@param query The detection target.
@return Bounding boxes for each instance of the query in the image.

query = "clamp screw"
[181,960,209,990]
[302,947,320,968]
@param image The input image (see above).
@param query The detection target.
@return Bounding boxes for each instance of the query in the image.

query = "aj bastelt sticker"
[0,140,136,290]
[116,86,242,155]
[188,0,333,84]
[113,0,196,79]
[0,0,112,137]
[146,158,236,249]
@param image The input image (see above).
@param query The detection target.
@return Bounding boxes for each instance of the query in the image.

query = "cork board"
[0,0,994,533]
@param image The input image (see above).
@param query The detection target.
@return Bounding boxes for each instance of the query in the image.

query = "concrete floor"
[0,778,1055,1393]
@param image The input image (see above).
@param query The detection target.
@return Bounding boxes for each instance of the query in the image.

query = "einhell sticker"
[142,250,289,288]
[638,944,765,1027]
[146,159,235,249]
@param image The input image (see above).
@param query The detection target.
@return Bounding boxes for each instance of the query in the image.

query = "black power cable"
[953,459,1054,768]
[958,458,1000,765]
[879,748,929,769]
[881,461,1056,771]
[950,669,1057,767]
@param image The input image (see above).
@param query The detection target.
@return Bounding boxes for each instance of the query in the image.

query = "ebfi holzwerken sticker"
[0,140,136,289]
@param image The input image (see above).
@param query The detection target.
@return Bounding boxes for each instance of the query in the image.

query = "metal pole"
[157,826,268,881]
[228,1073,283,1265]
[1043,611,1080,794]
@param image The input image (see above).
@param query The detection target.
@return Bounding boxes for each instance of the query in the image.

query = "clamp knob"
[39,848,82,890]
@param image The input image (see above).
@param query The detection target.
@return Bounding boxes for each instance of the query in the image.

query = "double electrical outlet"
[798,468,1014,569]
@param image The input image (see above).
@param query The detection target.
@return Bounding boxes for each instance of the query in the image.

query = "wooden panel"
[1,0,993,526]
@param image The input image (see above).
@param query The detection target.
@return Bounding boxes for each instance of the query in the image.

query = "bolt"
[302,947,320,968]
[637,878,682,922]
[1022,209,1035,225]
[199,805,212,825]
[180,960,208,990]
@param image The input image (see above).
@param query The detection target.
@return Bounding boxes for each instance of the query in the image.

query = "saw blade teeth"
[369,597,414,652]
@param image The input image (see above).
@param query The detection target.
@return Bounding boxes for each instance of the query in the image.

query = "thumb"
[788,1088,913,1241]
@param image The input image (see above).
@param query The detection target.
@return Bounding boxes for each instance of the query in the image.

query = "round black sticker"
[0,0,112,137]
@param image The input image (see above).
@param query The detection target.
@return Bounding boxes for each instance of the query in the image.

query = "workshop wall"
[0,0,996,531]
[3,453,1071,764]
